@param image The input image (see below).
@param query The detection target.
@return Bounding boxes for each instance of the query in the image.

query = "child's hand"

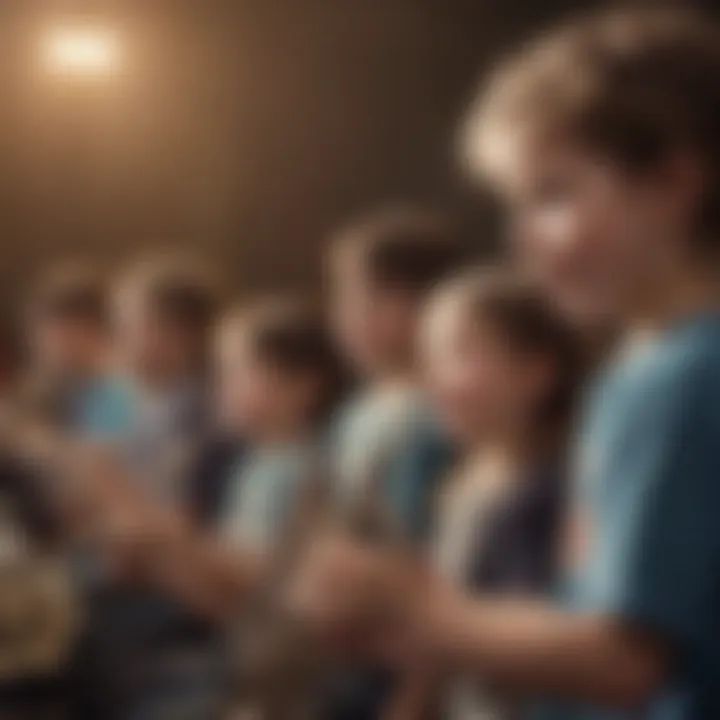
[286,533,431,663]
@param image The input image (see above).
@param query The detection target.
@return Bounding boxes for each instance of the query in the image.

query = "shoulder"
[334,388,430,451]
[598,318,720,426]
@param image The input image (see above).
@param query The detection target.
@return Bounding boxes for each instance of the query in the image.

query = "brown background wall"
[1,0,709,305]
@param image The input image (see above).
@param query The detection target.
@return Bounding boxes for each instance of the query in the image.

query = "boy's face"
[422,296,550,445]
[330,245,417,378]
[29,316,104,378]
[492,138,696,324]
[114,295,197,383]
[216,327,309,440]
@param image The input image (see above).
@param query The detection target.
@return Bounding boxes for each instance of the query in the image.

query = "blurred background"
[0,0,717,301]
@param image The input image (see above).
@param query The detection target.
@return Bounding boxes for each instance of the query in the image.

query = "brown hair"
[470,6,720,246]
[117,257,220,334]
[223,297,345,423]
[30,264,108,328]
[333,207,466,293]
[442,269,583,430]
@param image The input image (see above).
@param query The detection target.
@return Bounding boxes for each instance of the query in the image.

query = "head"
[27,265,110,381]
[114,259,219,388]
[328,208,465,380]
[217,298,344,442]
[466,7,720,324]
[421,269,581,450]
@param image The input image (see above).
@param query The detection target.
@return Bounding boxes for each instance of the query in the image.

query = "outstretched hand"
[285,531,436,664]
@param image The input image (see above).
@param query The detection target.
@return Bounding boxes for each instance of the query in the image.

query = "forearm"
[416,586,667,708]
[148,523,268,619]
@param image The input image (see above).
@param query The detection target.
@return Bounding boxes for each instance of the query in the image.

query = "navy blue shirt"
[469,460,566,595]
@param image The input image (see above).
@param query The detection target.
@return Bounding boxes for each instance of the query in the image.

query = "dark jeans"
[71,584,225,720]
[320,668,396,720]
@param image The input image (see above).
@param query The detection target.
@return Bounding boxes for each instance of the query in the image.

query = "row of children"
[6,204,577,718]
[1,5,720,720]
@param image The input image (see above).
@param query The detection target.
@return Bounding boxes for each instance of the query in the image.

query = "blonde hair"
[465,6,720,244]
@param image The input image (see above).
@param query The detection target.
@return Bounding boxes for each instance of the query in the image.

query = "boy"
[24,264,132,439]
[79,258,222,720]
[215,298,343,555]
[325,209,465,719]
[113,256,219,506]
[330,207,464,536]
[291,8,720,720]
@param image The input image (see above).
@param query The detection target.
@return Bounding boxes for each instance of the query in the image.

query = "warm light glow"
[44,27,121,76]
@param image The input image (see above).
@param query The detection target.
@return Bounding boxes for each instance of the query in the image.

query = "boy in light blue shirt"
[25,264,134,440]
[289,8,720,720]
[216,298,343,555]
[329,208,464,539]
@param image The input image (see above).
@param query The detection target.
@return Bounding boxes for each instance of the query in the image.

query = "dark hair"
[118,259,220,334]
[472,6,720,247]
[334,207,466,293]
[30,265,108,328]
[448,269,582,430]
[226,298,345,423]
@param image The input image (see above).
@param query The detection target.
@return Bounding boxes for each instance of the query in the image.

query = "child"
[291,8,720,720]
[388,269,579,719]
[23,264,132,440]
[215,297,343,555]
[329,207,464,537]
[75,258,221,720]
[323,209,465,720]
[113,257,220,506]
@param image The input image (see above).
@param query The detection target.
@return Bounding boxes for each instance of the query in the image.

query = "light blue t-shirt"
[536,315,720,720]
[332,387,453,541]
[67,375,135,440]
[222,443,318,553]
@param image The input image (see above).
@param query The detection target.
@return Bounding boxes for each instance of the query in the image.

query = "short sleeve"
[386,424,456,543]
[587,355,720,652]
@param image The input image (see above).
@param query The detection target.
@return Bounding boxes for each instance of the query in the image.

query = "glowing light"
[43,27,121,76]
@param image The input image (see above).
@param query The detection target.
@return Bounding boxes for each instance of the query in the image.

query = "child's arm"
[90,491,269,618]
[291,539,671,709]
[50,441,271,614]
[143,514,268,618]
[417,585,668,708]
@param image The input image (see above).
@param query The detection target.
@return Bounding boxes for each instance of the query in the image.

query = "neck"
[469,428,538,472]
[366,350,417,386]
[133,368,198,394]
[370,363,417,390]
[253,420,313,448]
[49,349,109,385]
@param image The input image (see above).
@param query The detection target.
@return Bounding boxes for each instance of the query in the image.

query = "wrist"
[407,574,474,668]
